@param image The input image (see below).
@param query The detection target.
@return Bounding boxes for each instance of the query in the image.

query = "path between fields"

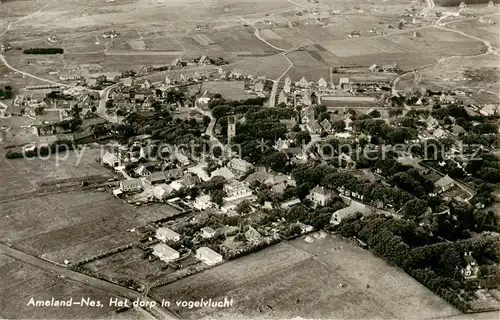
[392,12,500,94]
[0,54,76,88]
[0,243,178,320]
[0,1,55,38]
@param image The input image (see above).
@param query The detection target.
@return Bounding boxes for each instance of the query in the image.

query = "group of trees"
[353,118,418,145]
[291,163,415,211]
[0,86,12,99]
[115,98,208,149]
[336,213,500,311]
[23,48,64,54]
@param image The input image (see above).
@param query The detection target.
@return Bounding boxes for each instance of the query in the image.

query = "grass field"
[201,81,253,101]
[1,190,180,264]
[83,247,168,285]
[320,27,485,69]
[0,141,180,264]
[447,14,500,46]
[0,253,120,319]
[151,233,460,319]
[396,53,500,98]
[227,54,291,79]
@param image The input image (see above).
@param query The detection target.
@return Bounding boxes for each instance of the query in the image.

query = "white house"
[200,226,216,239]
[461,251,479,279]
[330,200,372,225]
[194,194,212,210]
[102,151,121,168]
[153,243,179,263]
[156,227,181,242]
[211,167,235,181]
[196,247,223,266]
[153,185,173,200]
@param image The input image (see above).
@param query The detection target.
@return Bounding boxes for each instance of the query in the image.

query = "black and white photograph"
[0,0,499,319]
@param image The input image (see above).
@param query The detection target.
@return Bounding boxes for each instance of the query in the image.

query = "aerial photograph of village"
[0,0,499,319]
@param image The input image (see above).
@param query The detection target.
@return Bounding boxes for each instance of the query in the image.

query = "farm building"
[379,64,399,73]
[196,247,223,266]
[156,227,181,242]
[153,243,179,263]
[120,178,142,192]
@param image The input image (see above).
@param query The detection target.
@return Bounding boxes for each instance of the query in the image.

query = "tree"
[105,99,114,109]
[403,199,428,216]
[295,130,311,146]
[203,115,211,127]
[211,189,225,208]
[34,106,45,115]
[236,200,252,215]
[368,110,381,118]
[261,150,288,172]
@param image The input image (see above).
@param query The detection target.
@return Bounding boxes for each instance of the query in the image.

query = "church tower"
[227,116,236,143]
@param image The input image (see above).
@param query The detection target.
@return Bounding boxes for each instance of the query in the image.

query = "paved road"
[97,83,121,123]
[0,243,178,320]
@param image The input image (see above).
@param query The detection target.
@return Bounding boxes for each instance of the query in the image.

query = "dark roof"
[147,171,166,183]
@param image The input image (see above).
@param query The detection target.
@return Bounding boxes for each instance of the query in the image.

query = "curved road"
[0,54,76,88]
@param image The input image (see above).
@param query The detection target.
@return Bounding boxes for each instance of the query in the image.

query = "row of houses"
[153,226,223,265]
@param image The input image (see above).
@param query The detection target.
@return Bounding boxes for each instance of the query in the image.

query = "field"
[447,13,500,46]
[201,81,253,101]
[1,189,180,264]
[150,233,460,319]
[227,54,291,79]
[396,53,500,98]
[319,28,485,69]
[1,0,438,80]
[0,135,180,264]
[0,252,122,319]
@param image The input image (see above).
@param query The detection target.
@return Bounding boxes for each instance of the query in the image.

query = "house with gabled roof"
[434,175,455,193]
[321,119,332,132]
[145,171,167,185]
[156,227,181,242]
[309,186,334,206]
[102,151,121,168]
[211,167,235,180]
[296,76,310,88]
[245,226,262,243]
[153,243,179,262]
[278,90,288,105]
[227,158,254,175]
[318,77,328,88]
[120,178,143,192]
